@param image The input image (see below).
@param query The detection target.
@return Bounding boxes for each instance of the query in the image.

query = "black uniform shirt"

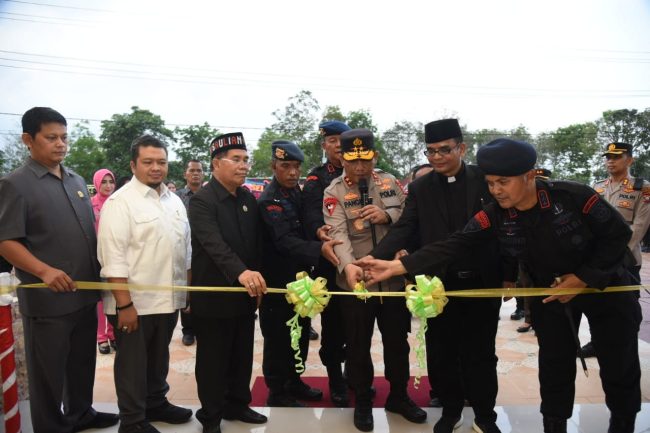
[258,178,322,287]
[401,179,633,289]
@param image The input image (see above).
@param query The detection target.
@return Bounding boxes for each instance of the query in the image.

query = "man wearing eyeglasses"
[188,133,268,433]
[366,119,505,433]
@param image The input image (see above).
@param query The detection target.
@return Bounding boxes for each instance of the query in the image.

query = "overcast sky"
[1,0,649,149]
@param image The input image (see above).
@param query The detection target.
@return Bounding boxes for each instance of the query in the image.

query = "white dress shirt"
[98,176,191,315]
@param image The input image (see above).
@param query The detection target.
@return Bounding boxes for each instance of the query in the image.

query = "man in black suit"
[189,133,268,433]
[368,119,505,433]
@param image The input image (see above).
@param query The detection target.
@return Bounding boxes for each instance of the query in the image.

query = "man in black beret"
[302,120,353,407]
[258,140,342,407]
[189,132,268,433]
[358,138,641,433]
[365,119,504,433]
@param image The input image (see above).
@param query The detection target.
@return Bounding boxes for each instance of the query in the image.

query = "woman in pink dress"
[92,168,116,354]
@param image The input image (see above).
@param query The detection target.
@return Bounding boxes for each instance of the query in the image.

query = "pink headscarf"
[91,168,115,231]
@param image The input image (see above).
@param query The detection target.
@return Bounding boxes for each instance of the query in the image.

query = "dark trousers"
[180,309,193,336]
[107,311,178,425]
[259,295,310,392]
[530,291,641,419]
[193,313,255,426]
[341,295,410,401]
[23,303,98,433]
[426,293,500,421]
[318,273,347,370]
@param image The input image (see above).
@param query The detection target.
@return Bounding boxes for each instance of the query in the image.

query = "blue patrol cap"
[272,140,304,162]
[319,120,351,137]
[477,138,537,176]
[424,118,463,144]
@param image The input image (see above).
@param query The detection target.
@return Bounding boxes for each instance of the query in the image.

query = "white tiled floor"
[12,401,650,433]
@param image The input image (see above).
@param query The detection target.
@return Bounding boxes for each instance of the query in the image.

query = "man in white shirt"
[98,135,193,433]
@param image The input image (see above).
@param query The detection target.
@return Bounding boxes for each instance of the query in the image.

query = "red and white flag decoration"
[0,274,21,433]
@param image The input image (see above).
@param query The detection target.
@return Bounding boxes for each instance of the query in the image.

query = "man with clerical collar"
[189,132,268,433]
[302,120,352,407]
[258,140,342,407]
[324,128,427,432]
[358,138,642,433]
[365,118,504,433]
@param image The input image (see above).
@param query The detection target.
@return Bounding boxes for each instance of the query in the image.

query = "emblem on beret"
[275,148,286,159]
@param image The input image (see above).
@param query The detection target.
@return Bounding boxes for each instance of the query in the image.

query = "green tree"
[249,130,284,177]
[65,121,106,182]
[99,106,173,176]
[381,121,425,178]
[538,123,599,183]
[173,122,220,171]
[0,134,28,175]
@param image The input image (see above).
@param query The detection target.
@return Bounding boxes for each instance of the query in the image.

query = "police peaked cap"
[341,128,376,161]
[603,142,633,156]
[272,140,304,162]
[424,119,463,144]
[319,120,351,137]
[210,132,247,158]
[477,138,537,176]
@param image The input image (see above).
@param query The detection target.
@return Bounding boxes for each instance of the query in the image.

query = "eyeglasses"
[220,157,251,167]
[423,144,459,157]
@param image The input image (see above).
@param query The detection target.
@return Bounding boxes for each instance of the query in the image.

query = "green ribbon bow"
[284,272,331,373]
[406,274,448,387]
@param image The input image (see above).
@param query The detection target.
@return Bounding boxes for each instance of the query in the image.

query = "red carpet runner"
[251,376,431,408]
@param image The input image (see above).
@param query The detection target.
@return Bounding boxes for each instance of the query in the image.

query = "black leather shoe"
[330,380,350,407]
[202,424,221,433]
[223,407,267,424]
[510,308,524,320]
[517,324,532,333]
[434,415,464,433]
[73,411,119,432]
[309,326,319,340]
[118,421,161,433]
[472,419,502,433]
[98,341,111,355]
[146,401,192,424]
[182,333,195,346]
[353,402,373,432]
[608,415,635,433]
[578,342,596,358]
[385,396,427,423]
[542,416,567,433]
[266,393,305,407]
[287,379,323,401]
[429,397,442,407]
[110,340,117,351]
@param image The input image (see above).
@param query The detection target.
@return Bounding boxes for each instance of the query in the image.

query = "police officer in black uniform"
[258,140,342,407]
[358,138,641,433]
[302,120,352,406]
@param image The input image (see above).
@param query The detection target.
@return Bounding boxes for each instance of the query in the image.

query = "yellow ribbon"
[283,272,332,373]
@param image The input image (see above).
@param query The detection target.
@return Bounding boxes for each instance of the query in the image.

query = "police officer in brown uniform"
[579,142,650,358]
[324,128,427,432]
[302,120,352,406]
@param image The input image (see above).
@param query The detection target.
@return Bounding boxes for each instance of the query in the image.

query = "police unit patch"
[266,204,283,219]
[324,197,338,216]
[538,190,550,209]
[379,189,396,199]
[474,210,491,229]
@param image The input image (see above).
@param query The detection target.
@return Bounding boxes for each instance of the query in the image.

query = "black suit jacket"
[189,176,261,318]
[371,164,503,287]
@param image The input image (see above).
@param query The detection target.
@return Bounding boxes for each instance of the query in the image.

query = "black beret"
[534,168,552,178]
[210,132,246,158]
[341,128,375,161]
[477,138,537,176]
[319,120,351,137]
[272,140,304,162]
[603,142,632,156]
[424,119,463,144]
